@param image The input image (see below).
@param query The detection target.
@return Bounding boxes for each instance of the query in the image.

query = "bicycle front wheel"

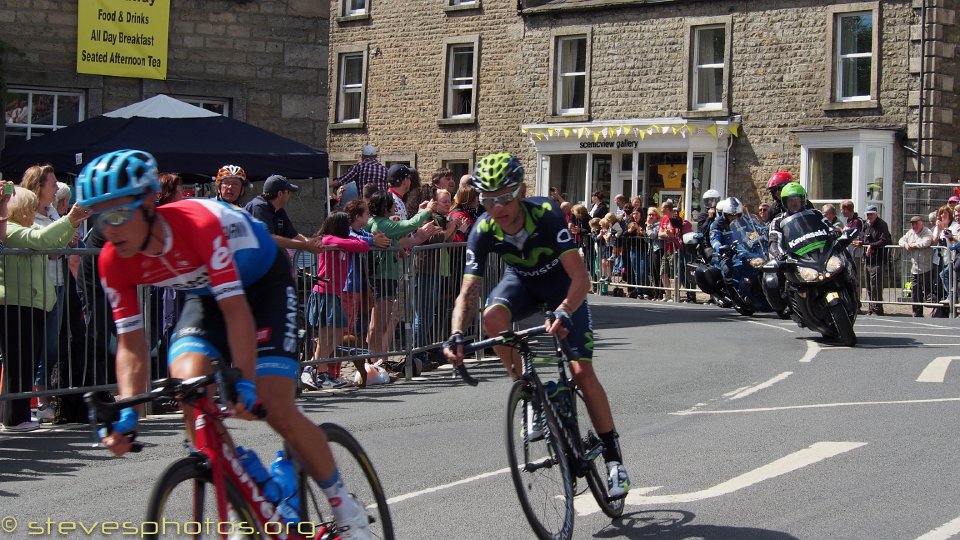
[145,455,261,539]
[505,379,575,540]
[298,423,394,540]
[573,389,625,519]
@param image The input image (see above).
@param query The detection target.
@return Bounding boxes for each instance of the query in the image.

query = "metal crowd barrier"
[582,233,695,302]
[851,244,955,317]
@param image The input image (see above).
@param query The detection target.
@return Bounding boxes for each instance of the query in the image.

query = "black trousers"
[1,305,45,426]
[866,262,885,314]
[912,271,932,317]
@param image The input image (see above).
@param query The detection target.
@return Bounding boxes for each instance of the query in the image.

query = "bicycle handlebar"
[453,312,578,386]
[84,366,267,451]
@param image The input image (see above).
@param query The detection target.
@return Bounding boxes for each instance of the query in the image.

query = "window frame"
[439,152,474,182]
[4,87,85,142]
[338,0,369,22]
[331,45,369,129]
[178,96,230,116]
[445,0,480,11]
[683,16,732,118]
[546,27,591,122]
[439,36,480,125]
[824,2,880,110]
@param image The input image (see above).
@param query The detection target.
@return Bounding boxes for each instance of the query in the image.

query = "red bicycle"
[86,365,393,539]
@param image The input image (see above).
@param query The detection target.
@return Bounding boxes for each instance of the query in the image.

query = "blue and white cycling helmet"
[76,149,160,206]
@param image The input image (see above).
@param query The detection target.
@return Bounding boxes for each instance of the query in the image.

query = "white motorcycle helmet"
[702,189,721,209]
[721,197,743,217]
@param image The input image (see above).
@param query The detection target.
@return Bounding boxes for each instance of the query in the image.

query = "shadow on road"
[594,508,799,539]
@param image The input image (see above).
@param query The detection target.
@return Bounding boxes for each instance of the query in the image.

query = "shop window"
[334,48,367,126]
[4,88,84,146]
[548,154,586,203]
[179,96,229,116]
[553,35,588,115]
[440,37,479,123]
[808,149,853,201]
[825,4,879,109]
[693,25,725,110]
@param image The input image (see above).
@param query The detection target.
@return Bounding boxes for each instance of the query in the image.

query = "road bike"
[86,362,393,539]
[455,316,624,540]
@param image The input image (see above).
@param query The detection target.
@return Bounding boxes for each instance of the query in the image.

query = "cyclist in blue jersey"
[444,152,630,498]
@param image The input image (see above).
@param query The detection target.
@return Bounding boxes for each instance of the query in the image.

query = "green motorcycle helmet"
[780,182,806,213]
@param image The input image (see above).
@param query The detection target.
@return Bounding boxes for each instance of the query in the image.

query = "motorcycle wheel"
[827,302,857,347]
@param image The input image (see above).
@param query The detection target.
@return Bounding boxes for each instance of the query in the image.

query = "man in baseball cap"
[860,204,891,315]
[244,174,320,254]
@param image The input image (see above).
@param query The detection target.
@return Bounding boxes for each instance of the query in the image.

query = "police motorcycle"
[690,190,735,309]
[706,198,775,316]
[762,191,859,346]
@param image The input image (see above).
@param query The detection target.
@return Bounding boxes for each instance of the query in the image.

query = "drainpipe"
[917,0,927,183]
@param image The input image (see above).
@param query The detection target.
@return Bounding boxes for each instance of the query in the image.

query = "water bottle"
[235,446,281,503]
[270,450,301,524]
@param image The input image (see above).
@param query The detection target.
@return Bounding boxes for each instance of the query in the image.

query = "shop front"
[521,118,739,219]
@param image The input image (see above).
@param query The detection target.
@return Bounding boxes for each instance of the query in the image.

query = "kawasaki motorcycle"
[762,209,859,346]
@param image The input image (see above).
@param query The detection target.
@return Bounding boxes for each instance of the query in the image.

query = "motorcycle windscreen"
[780,209,833,257]
[731,216,768,255]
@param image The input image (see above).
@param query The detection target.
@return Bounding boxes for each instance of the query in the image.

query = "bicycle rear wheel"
[572,388,625,519]
[145,455,261,539]
[505,379,575,540]
[297,423,394,540]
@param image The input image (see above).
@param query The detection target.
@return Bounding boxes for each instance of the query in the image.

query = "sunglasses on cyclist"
[480,185,522,209]
[95,199,145,227]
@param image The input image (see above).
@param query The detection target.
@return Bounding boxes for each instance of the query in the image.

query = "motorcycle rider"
[769,182,821,260]
[709,197,743,279]
[767,171,813,219]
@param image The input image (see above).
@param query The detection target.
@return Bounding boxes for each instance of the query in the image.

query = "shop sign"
[77,0,171,80]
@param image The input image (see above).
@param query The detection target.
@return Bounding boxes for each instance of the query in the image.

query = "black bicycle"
[455,316,624,540]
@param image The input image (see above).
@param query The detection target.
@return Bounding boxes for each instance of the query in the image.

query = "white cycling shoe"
[606,461,630,499]
[337,507,371,540]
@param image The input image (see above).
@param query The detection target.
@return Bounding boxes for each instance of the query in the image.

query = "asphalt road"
[3,295,960,539]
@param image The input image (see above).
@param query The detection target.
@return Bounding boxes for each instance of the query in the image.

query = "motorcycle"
[762,209,859,346]
[691,215,775,316]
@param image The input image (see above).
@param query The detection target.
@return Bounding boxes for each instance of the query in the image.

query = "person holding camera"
[932,205,960,303]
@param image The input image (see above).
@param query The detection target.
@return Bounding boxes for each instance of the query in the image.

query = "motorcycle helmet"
[721,197,743,218]
[77,149,160,206]
[780,182,806,214]
[766,171,794,199]
[702,189,721,209]
[715,199,728,215]
[470,152,524,193]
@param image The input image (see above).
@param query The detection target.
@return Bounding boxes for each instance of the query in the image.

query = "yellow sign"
[77,0,171,80]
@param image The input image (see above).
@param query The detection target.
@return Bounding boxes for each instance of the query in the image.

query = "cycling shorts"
[483,269,594,361]
[168,249,300,380]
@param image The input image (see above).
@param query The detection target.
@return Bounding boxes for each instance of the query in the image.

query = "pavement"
[3,295,960,539]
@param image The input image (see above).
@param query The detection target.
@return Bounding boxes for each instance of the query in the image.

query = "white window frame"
[336,50,367,124]
[179,96,230,116]
[824,3,879,109]
[342,0,367,17]
[449,0,476,5]
[835,11,873,102]
[4,88,85,140]
[555,36,587,115]
[693,25,725,111]
[440,36,480,123]
[798,129,895,225]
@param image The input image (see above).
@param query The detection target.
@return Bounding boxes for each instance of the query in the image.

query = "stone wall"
[328,0,958,223]
[1,0,331,233]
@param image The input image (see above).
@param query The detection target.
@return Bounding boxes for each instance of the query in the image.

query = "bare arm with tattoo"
[445,275,483,361]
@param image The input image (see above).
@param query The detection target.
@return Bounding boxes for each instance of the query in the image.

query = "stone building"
[1,0,331,233]
[327,0,960,230]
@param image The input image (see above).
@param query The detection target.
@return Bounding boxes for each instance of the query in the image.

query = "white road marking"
[917,357,960,383]
[858,331,959,338]
[728,372,793,400]
[799,340,821,363]
[575,442,866,514]
[385,467,511,505]
[740,319,795,333]
[916,515,960,540]
[672,397,960,415]
[722,386,752,398]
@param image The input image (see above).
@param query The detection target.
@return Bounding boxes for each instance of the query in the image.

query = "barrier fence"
[1,239,955,410]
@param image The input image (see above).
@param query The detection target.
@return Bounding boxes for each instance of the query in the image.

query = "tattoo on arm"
[452,278,482,334]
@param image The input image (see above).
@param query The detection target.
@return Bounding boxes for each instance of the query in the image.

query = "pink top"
[314,235,370,294]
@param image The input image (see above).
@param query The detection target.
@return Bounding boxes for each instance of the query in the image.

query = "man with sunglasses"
[443,152,631,499]
[77,150,373,539]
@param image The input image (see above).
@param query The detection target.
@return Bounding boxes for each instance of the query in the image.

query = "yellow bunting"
[535,133,543,140]
[729,125,740,137]
[562,128,571,137]
[593,131,601,142]
[707,125,718,137]
[638,131,646,140]
[623,125,633,136]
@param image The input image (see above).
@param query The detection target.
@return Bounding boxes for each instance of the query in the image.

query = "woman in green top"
[0,186,89,431]
[365,191,440,366]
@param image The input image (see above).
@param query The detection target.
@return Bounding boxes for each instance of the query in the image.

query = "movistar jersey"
[464,197,578,279]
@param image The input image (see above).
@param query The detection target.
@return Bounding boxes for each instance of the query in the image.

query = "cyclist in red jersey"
[78,150,372,539]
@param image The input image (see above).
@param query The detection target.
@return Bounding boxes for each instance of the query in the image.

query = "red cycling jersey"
[99,199,275,334]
